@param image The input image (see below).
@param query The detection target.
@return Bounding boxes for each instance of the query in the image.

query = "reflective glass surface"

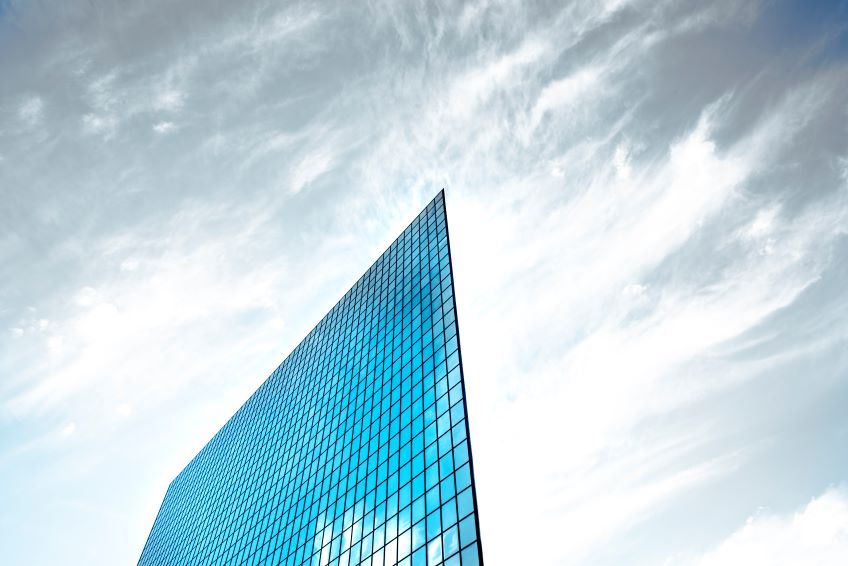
[139,191,483,566]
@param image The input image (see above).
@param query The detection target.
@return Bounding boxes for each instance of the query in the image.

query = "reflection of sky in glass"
[139,191,482,566]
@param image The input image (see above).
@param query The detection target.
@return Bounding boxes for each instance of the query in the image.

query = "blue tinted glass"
[138,191,483,566]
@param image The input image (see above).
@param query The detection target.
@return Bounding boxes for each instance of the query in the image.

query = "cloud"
[152,88,185,113]
[447,38,548,119]
[81,113,118,139]
[612,142,634,180]
[690,487,848,566]
[241,5,326,53]
[289,144,337,194]
[74,287,99,307]
[18,96,44,126]
[1,1,847,566]
[437,52,848,566]
[120,258,140,271]
[152,121,176,134]
[529,65,601,130]
[5,205,289,414]
[60,422,77,438]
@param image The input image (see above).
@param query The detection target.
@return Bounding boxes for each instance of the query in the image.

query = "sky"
[1,0,847,564]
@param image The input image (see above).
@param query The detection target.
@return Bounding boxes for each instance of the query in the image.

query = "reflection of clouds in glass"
[412,521,425,551]
[428,535,442,564]
[361,533,372,559]
[314,512,331,564]
[384,538,397,565]
[399,507,411,533]
[352,502,363,543]
[398,528,411,561]
[443,524,459,557]
[386,514,397,544]
[373,524,385,550]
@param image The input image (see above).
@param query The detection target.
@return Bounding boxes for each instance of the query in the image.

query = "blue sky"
[1,1,847,564]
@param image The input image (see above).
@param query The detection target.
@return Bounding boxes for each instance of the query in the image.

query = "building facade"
[139,191,483,566]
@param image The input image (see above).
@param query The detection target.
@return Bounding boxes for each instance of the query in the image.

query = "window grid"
[139,192,483,566]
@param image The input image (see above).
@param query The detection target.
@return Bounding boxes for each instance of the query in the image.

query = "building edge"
[441,187,486,566]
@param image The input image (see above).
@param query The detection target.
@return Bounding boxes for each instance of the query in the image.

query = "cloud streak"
[0,1,847,565]
[691,487,848,566]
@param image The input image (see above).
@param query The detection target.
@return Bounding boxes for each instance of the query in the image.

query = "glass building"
[139,191,484,566]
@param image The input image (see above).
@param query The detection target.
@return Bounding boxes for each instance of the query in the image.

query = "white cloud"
[153,88,185,112]
[120,258,140,271]
[446,72,847,564]
[742,205,780,240]
[456,0,489,35]
[82,113,118,139]
[2,2,846,566]
[241,131,298,168]
[623,282,647,297]
[5,199,293,415]
[252,7,324,51]
[60,421,77,437]
[18,95,44,125]
[613,142,633,180]
[88,72,120,111]
[47,335,64,357]
[529,65,601,130]
[691,488,848,566]
[447,38,548,119]
[152,121,176,134]
[289,145,336,194]
[115,403,132,418]
[839,156,848,182]
[75,287,99,307]
[78,73,123,139]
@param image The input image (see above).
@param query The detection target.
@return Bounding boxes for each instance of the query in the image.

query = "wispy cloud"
[152,121,176,134]
[1,1,846,565]
[689,487,848,566]
[529,65,601,131]
[289,144,337,194]
[18,95,44,126]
